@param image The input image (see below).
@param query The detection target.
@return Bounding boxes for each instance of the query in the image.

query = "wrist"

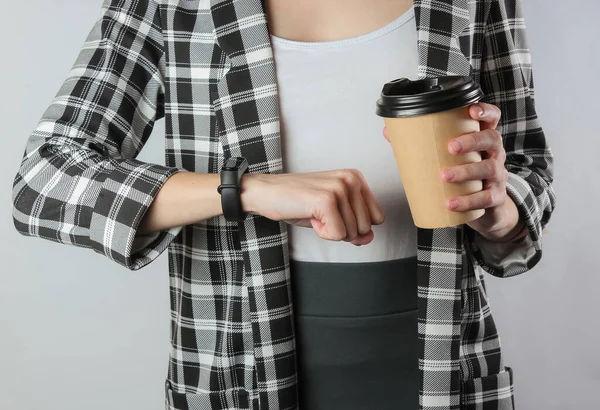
[487,218,528,243]
[482,197,528,243]
[239,173,269,216]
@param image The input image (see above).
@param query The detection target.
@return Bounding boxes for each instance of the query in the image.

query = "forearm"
[138,171,263,235]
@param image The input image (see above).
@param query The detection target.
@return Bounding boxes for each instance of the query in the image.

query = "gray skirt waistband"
[289,255,418,317]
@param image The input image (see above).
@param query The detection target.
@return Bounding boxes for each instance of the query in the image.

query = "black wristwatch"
[217,156,249,222]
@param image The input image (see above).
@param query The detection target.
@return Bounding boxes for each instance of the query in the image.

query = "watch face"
[223,157,247,171]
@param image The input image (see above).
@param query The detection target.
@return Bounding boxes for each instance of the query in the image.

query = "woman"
[12,0,556,409]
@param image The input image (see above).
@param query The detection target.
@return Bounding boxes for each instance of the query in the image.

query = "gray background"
[1,1,598,409]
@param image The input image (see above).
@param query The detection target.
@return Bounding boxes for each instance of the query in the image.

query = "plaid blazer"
[12,0,556,409]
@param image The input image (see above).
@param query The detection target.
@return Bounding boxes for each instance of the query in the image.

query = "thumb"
[310,215,346,241]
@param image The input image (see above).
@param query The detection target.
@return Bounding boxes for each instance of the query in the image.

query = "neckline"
[270,6,415,50]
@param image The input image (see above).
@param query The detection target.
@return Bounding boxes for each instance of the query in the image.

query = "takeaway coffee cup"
[375,76,486,228]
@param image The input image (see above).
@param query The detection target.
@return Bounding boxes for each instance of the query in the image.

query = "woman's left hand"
[382,102,524,242]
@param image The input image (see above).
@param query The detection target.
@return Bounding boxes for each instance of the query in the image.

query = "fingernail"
[448,199,459,210]
[451,141,462,153]
[443,169,454,181]
[477,107,485,117]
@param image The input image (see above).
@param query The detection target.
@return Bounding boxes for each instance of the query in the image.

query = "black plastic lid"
[375,76,484,118]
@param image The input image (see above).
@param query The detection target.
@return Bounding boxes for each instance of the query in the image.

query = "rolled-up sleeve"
[12,0,188,271]
[463,0,557,278]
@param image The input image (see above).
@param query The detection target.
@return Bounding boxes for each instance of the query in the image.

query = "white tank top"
[271,7,418,263]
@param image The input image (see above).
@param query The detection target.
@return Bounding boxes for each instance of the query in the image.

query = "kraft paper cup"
[375,76,486,229]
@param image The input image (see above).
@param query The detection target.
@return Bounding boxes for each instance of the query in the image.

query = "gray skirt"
[290,256,419,410]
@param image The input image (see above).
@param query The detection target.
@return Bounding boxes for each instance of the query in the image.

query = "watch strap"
[220,183,245,222]
[218,158,248,222]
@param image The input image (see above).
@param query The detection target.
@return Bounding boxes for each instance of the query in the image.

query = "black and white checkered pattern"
[12,0,556,409]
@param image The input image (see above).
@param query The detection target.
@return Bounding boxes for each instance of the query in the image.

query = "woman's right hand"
[240,169,385,246]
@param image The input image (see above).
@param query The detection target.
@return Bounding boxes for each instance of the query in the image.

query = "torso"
[265,0,415,41]
[268,3,419,262]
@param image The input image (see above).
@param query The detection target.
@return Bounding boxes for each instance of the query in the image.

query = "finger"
[330,180,359,241]
[311,192,347,241]
[448,128,503,155]
[350,229,375,246]
[383,127,390,142]
[446,188,506,212]
[353,170,385,225]
[339,194,359,242]
[469,102,501,129]
[441,158,507,183]
[347,177,372,236]
[341,170,372,236]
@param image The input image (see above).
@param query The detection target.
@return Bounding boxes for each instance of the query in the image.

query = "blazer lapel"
[414,0,473,77]
[414,1,472,409]
[209,2,298,409]
[209,0,282,167]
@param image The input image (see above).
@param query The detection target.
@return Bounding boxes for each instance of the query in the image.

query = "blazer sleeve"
[463,0,557,278]
[11,0,188,271]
